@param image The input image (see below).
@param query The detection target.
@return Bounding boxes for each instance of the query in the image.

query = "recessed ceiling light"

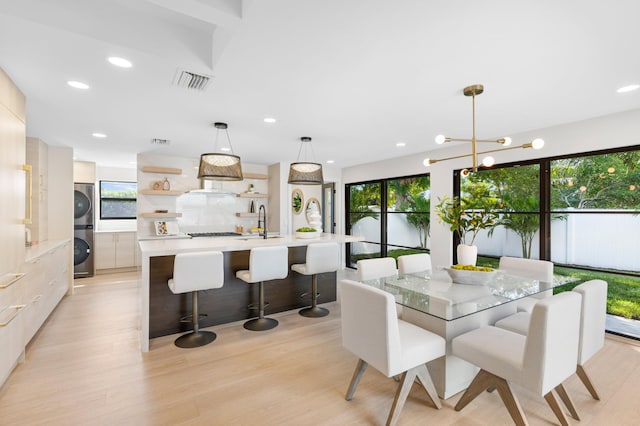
[617,84,640,93]
[220,147,231,152]
[263,117,277,123]
[92,132,107,138]
[326,160,335,164]
[396,142,406,147]
[108,56,132,68]
[67,80,89,89]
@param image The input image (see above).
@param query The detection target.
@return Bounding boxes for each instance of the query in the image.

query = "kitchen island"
[138,234,362,351]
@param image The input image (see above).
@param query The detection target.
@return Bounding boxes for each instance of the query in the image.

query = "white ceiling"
[1,0,639,169]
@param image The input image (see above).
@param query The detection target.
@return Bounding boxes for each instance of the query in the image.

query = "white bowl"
[295,231,321,239]
[444,267,497,286]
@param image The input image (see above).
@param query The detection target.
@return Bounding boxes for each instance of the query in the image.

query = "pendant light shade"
[198,122,243,181]
[288,137,323,185]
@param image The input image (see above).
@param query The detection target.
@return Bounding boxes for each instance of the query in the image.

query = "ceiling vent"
[173,69,213,91]
[150,138,170,146]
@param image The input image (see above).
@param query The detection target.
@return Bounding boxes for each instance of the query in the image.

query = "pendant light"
[288,136,323,185]
[198,122,243,181]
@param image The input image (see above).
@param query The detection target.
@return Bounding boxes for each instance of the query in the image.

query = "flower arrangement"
[435,196,501,245]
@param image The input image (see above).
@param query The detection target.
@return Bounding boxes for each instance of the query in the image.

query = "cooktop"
[188,232,242,238]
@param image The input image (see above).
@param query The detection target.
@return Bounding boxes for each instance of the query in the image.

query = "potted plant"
[435,196,501,265]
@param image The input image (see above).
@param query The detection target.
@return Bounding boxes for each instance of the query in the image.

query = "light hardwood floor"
[1,271,639,425]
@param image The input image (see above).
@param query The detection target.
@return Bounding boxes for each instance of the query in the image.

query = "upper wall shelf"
[141,166,182,175]
[243,173,268,180]
[237,193,268,198]
[139,212,183,218]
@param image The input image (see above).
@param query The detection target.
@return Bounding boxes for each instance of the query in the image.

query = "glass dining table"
[361,268,570,399]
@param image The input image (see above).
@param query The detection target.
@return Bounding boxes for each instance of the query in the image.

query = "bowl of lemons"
[444,264,497,285]
[295,227,321,239]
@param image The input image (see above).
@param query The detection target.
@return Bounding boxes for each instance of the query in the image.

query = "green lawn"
[350,249,640,320]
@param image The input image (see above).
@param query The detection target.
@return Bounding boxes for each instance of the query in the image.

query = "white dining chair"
[356,257,401,317]
[495,279,608,400]
[340,279,445,426]
[499,256,554,312]
[452,291,582,426]
[356,257,397,282]
[397,253,432,276]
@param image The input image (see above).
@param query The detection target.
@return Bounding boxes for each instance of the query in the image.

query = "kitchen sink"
[238,235,283,240]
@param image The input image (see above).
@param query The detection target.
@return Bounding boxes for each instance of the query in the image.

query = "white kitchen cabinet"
[0,67,26,278]
[26,137,48,244]
[22,241,69,345]
[95,232,137,270]
[1,240,70,387]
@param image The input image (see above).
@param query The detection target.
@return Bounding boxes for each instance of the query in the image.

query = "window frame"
[99,180,137,220]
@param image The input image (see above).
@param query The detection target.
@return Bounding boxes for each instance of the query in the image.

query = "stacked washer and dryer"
[74,183,94,278]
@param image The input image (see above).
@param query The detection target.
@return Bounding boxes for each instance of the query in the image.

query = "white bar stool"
[291,242,339,317]
[167,251,224,348]
[236,246,289,331]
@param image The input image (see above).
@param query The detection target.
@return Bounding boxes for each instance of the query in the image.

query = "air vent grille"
[173,69,213,91]
[151,138,170,146]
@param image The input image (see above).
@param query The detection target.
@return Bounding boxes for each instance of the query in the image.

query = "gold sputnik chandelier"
[423,84,544,174]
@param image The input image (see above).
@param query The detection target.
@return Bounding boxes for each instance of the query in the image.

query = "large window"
[452,146,640,336]
[99,180,137,220]
[462,163,542,260]
[346,175,430,267]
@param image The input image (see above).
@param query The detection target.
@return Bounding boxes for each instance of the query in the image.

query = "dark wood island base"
[149,246,336,338]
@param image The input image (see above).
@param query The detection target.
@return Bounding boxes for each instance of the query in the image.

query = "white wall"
[342,108,640,268]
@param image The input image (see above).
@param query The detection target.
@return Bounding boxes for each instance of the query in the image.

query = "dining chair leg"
[415,364,441,409]
[386,369,414,426]
[345,359,368,401]
[544,390,571,426]
[576,365,600,400]
[555,383,580,420]
[455,369,496,412]
[493,376,527,426]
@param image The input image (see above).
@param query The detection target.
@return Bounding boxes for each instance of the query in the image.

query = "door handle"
[23,164,32,224]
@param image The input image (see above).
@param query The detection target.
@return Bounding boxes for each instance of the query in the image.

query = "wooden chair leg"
[544,390,571,426]
[555,383,580,420]
[415,364,442,409]
[576,364,600,400]
[345,359,368,401]
[493,377,528,426]
[455,369,496,412]
[386,369,415,426]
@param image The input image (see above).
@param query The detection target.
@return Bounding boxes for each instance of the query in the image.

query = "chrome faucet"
[258,204,267,239]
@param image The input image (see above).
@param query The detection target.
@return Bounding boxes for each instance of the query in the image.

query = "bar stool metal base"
[174,330,217,348]
[243,317,278,331]
[298,275,329,318]
[299,306,329,318]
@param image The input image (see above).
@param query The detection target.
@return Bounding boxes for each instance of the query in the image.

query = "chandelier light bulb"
[482,156,496,167]
[531,138,545,149]
[502,137,512,146]
[423,158,432,167]
[435,134,446,144]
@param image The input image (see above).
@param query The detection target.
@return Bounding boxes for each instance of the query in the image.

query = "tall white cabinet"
[1,67,74,388]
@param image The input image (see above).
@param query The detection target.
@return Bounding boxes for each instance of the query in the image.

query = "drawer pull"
[0,272,26,289]
[0,305,25,327]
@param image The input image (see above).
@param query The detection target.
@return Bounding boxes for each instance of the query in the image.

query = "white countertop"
[25,239,70,263]
[138,233,364,257]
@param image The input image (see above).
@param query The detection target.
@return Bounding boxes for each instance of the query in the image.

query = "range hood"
[188,179,236,195]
